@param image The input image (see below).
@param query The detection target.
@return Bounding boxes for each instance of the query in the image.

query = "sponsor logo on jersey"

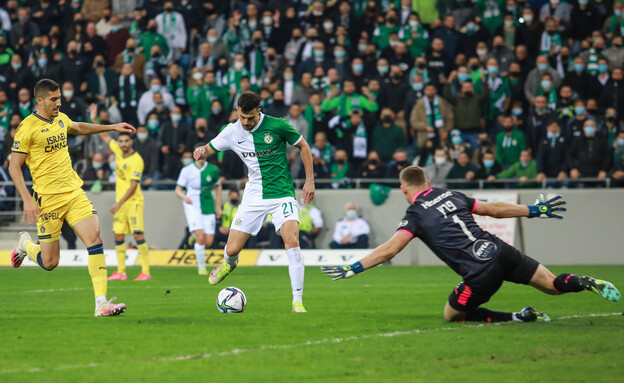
[420,191,453,209]
[241,148,278,158]
[264,133,273,144]
[12,141,19,149]
[40,212,60,223]
[398,220,408,228]
[44,132,67,153]
[472,239,497,260]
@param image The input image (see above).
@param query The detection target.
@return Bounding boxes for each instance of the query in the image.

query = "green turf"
[0,265,622,383]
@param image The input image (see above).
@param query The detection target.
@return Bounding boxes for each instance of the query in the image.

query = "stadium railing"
[0,177,617,226]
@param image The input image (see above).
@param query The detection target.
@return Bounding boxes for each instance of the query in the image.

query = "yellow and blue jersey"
[109,140,144,204]
[11,112,83,194]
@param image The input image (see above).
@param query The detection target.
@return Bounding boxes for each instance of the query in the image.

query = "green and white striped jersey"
[209,113,302,201]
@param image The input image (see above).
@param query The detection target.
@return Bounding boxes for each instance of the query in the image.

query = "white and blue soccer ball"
[216,287,247,313]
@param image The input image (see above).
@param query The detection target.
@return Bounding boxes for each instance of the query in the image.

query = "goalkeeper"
[322,166,620,323]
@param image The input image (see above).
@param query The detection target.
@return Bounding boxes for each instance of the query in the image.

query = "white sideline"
[0,312,621,375]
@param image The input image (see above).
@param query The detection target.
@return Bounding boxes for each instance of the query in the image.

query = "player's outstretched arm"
[321,231,413,280]
[295,138,315,205]
[474,194,567,219]
[8,153,40,225]
[193,143,216,161]
[69,121,136,136]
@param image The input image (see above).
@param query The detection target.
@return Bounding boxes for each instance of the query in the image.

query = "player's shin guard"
[114,240,126,274]
[286,247,304,304]
[137,239,150,275]
[194,243,206,269]
[25,241,48,270]
[87,243,107,298]
[223,245,239,269]
[464,307,513,323]
[553,273,584,293]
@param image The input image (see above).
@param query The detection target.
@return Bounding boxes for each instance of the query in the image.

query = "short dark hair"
[238,91,261,113]
[34,79,60,98]
[400,165,427,187]
[118,132,133,139]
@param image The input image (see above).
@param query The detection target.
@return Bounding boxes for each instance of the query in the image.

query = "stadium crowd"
[1,0,624,191]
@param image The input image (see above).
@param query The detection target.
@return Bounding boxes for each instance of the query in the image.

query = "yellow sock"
[137,241,150,274]
[25,240,41,263]
[87,243,107,298]
[115,240,126,274]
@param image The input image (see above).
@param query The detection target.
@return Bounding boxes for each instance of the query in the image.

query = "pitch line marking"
[0,312,621,375]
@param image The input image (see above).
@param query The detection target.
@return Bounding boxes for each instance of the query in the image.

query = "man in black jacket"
[536,121,568,187]
[600,67,624,122]
[568,120,610,187]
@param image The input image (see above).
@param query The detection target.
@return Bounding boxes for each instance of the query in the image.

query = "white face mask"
[346,209,357,220]
[262,16,273,26]
[523,14,533,23]
[434,156,447,166]
[409,20,419,29]
[192,72,203,81]
[234,61,245,71]
[477,49,487,56]
[62,90,74,99]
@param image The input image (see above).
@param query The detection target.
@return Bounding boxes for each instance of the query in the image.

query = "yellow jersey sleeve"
[12,121,32,154]
[109,139,123,158]
[130,154,144,182]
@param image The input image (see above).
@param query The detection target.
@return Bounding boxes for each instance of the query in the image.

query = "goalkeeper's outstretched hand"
[321,266,358,280]
[528,194,567,219]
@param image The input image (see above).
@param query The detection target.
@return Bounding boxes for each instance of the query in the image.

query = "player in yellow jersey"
[98,131,151,281]
[9,79,134,317]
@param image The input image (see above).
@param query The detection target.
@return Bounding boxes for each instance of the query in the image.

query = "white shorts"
[231,196,299,236]
[183,203,216,235]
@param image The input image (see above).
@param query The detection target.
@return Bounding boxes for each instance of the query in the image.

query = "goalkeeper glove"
[527,194,567,219]
[321,262,365,280]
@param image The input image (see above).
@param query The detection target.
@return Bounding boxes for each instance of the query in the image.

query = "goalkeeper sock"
[87,243,107,301]
[464,307,513,323]
[194,243,206,270]
[137,239,150,275]
[223,245,239,269]
[25,240,49,271]
[114,240,126,274]
[553,273,584,293]
[286,247,304,304]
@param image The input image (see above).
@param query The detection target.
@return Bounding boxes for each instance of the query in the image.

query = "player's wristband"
[527,205,540,218]
[349,261,365,274]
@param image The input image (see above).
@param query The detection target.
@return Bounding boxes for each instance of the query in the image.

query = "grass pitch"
[0,265,622,383]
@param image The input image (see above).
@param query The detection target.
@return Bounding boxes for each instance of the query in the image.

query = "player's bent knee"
[43,257,59,270]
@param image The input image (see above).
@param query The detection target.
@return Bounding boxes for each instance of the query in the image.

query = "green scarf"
[587,48,599,76]
[608,14,624,37]
[168,76,186,105]
[487,74,506,113]
[540,32,561,56]
[538,86,558,110]
[0,103,10,129]
[122,49,135,64]
[162,12,177,39]
[118,74,137,108]
[424,96,443,129]
[353,122,367,159]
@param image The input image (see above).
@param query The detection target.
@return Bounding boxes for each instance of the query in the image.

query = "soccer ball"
[216,287,247,313]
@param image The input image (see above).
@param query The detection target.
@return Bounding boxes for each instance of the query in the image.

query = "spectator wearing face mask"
[601,68,624,122]
[372,108,406,162]
[496,114,527,169]
[187,117,211,152]
[385,149,411,179]
[330,202,370,249]
[601,108,621,147]
[446,151,478,189]
[82,152,107,184]
[424,148,453,188]
[138,19,170,61]
[330,149,355,189]
[133,125,160,190]
[562,57,601,101]
[515,8,543,58]
[524,55,561,103]
[474,151,503,189]
[445,129,471,163]
[610,136,624,187]
[566,99,596,141]
[536,121,568,187]
[525,95,557,153]
[213,189,242,248]
[568,120,610,185]
[494,150,539,188]
[137,78,175,125]
[471,132,496,167]
[356,151,385,187]
[159,107,189,180]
